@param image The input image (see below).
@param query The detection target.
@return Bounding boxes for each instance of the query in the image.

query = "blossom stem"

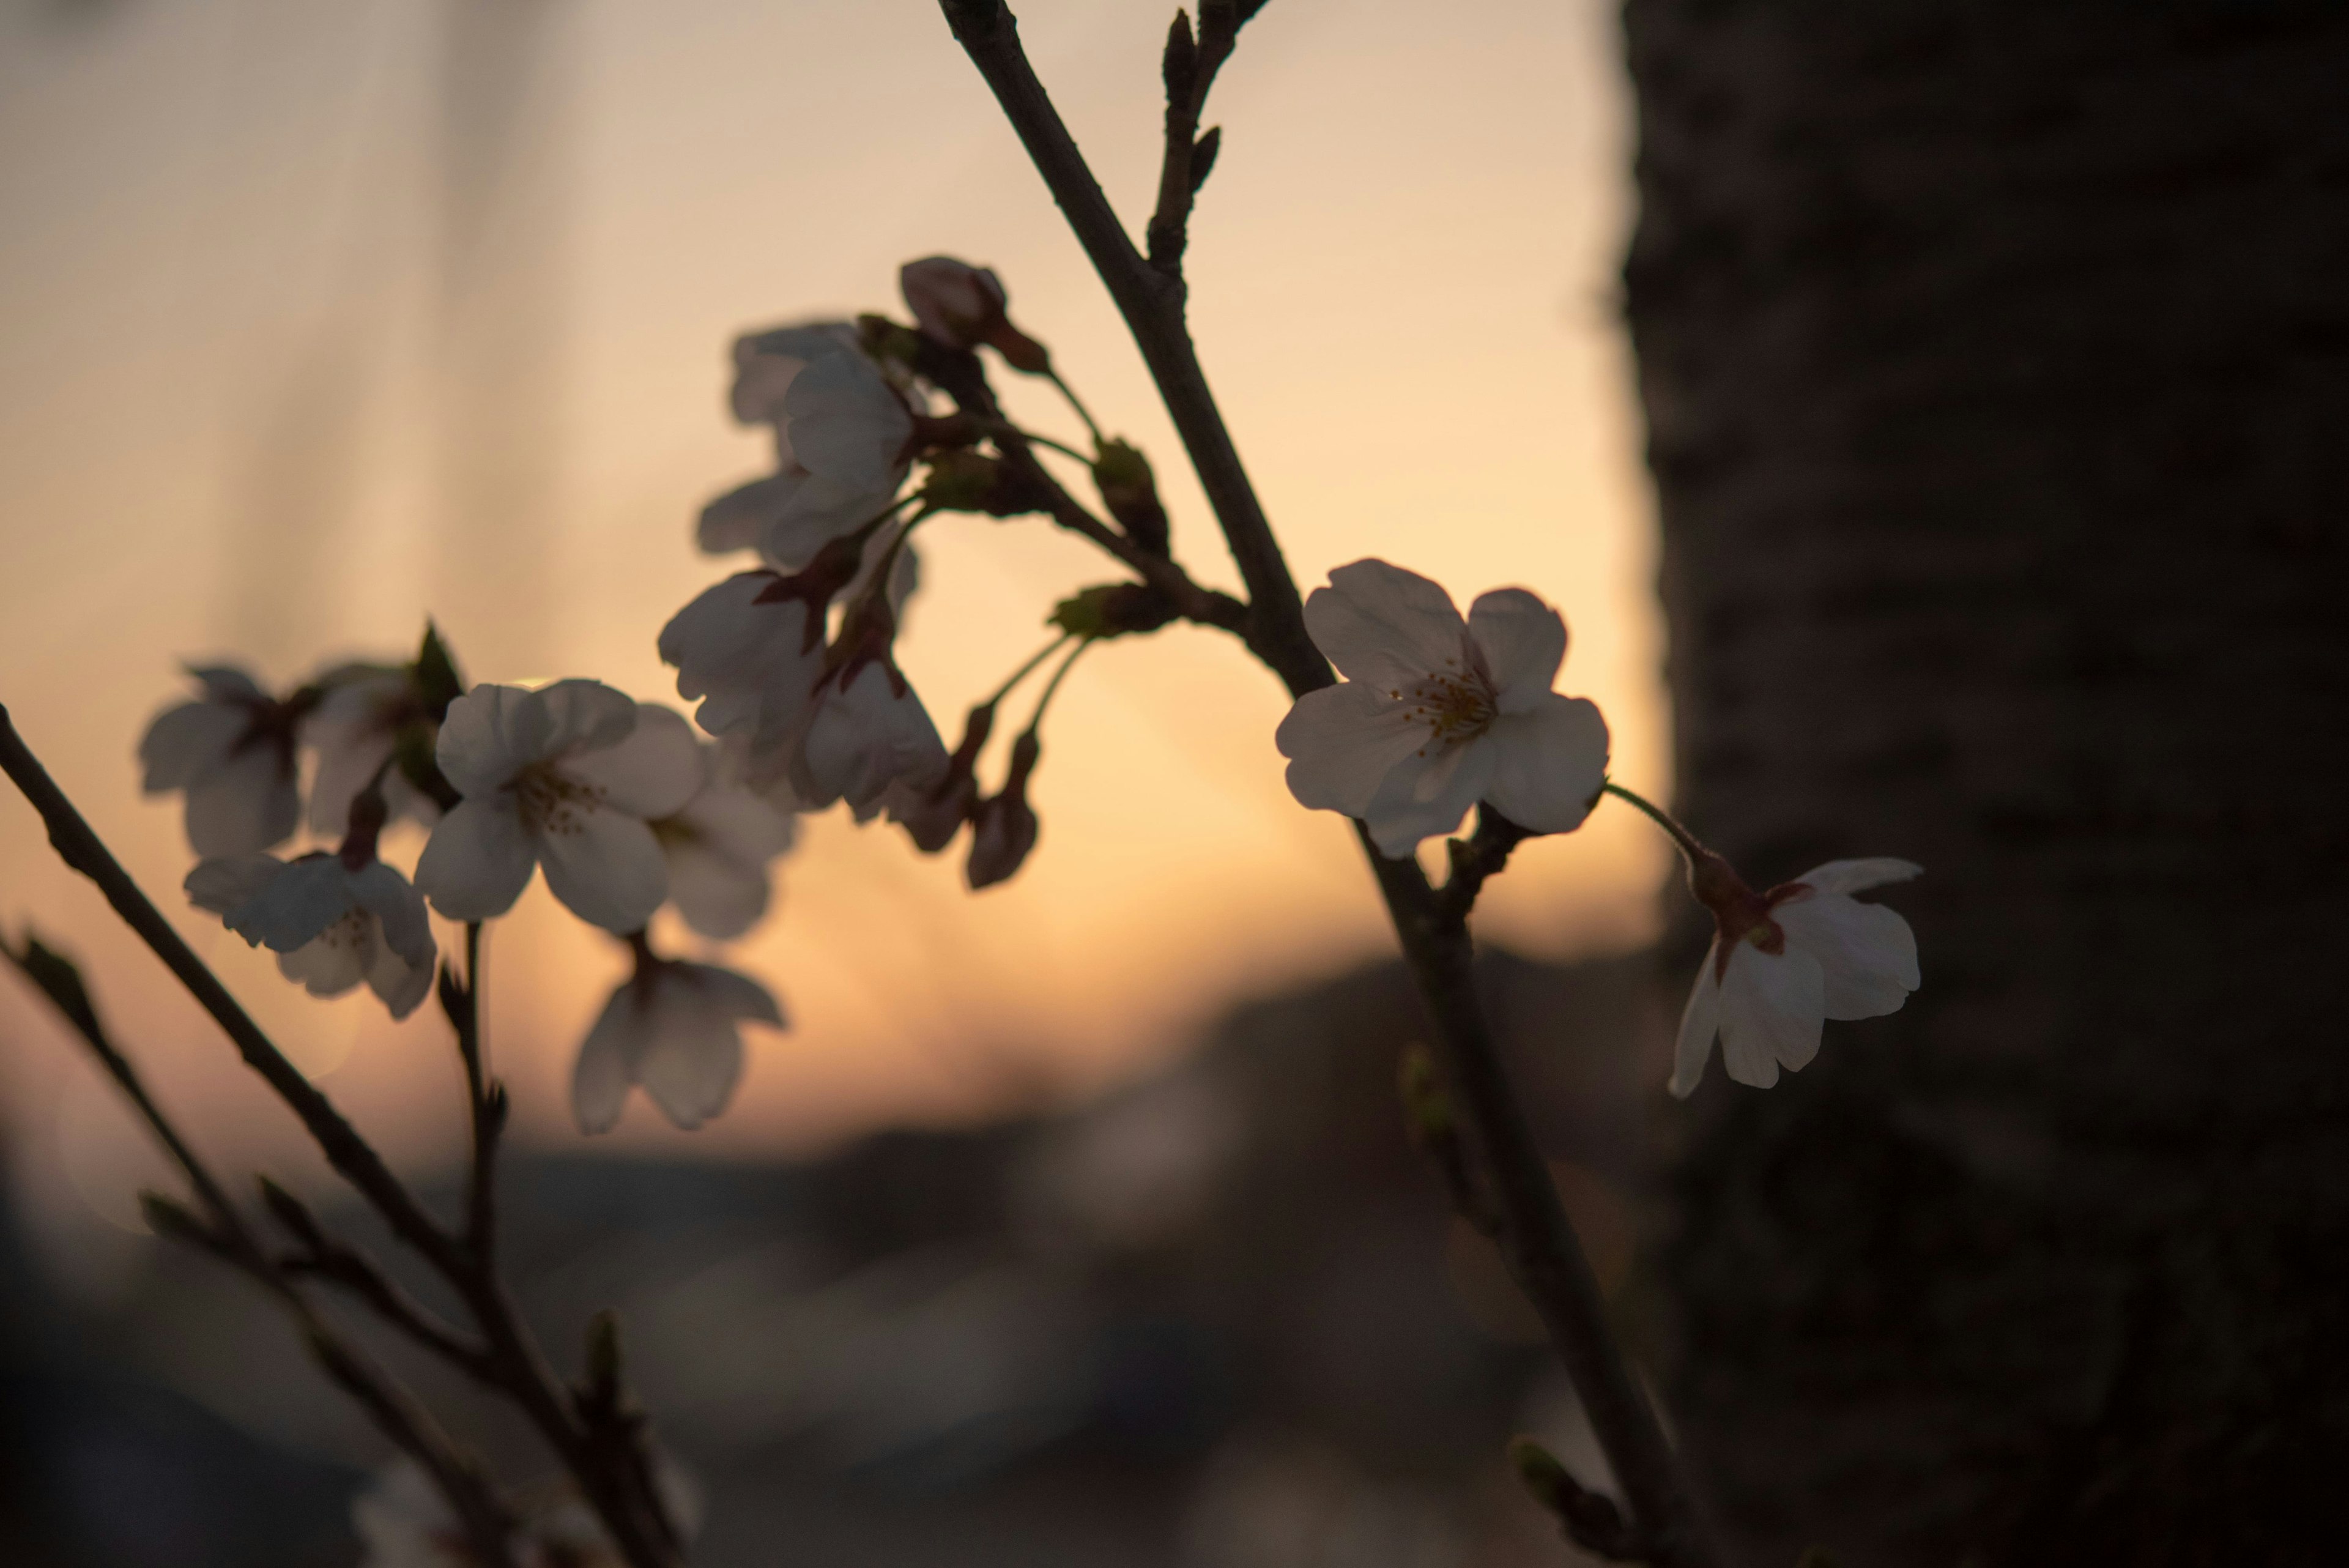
[1045,368,1106,447]
[937,13,1720,1563]
[1003,425,1093,466]
[1601,781,1709,865]
[0,705,683,1568]
[1020,635,1093,737]
[987,632,1075,710]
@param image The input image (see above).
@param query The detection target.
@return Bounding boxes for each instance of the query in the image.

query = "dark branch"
[1436,806,1535,927]
[930,15,1720,1558]
[937,0,1324,696]
[0,921,516,1564]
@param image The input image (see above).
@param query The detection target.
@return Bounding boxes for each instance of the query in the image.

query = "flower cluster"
[1275,557,1923,1094]
[139,631,795,1132]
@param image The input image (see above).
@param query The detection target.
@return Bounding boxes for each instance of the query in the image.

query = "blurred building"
[0,946,1669,1567]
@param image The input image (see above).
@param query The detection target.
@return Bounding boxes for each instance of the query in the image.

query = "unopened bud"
[1051,583,1178,641]
[967,732,1041,890]
[899,256,1051,373]
[1092,438,1170,554]
[139,1191,213,1249]
[412,621,466,721]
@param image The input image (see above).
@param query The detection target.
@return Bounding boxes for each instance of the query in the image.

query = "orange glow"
[0,0,1662,1194]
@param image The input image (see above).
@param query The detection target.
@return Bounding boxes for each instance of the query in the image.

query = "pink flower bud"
[966,732,1041,889]
[899,255,1052,373]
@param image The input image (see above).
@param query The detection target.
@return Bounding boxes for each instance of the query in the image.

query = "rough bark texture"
[1620,5,2349,1564]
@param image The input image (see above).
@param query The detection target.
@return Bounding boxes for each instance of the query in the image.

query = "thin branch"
[938,0,1320,694]
[0,706,683,1568]
[932,17,1720,1564]
[0,705,467,1279]
[1146,2,1251,275]
[1,929,517,1564]
[1437,806,1535,928]
[927,345,1247,633]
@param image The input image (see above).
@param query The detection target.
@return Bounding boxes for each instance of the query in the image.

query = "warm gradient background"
[0,0,1660,1289]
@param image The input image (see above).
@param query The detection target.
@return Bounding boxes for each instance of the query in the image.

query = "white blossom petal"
[568,705,702,819]
[684,961,787,1028]
[1669,940,1724,1098]
[139,700,245,792]
[535,679,640,760]
[697,472,798,555]
[572,986,647,1135]
[791,664,944,815]
[276,922,369,998]
[415,798,538,921]
[781,351,914,492]
[1360,738,1498,858]
[346,862,437,972]
[1303,560,1469,690]
[1275,683,1430,817]
[1466,588,1567,705]
[1795,858,1924,897]
[657,574,823,742]
[185,854,288,916]
[1480,694,1609,834]
[183,743,300,857]
[363,926,436,1020]
[764,470,905,571]
[222,854,353,953]
[729,322,860,429]
[1775,891,1919,1020]
[436,685,551,797]
[535,806,669,934]
[1716,942,1827,1088]
[636,986,746,1131]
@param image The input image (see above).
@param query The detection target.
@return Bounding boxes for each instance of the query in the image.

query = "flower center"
[514,764,606,838]
[317,909,369,951]
[1395,661,1497,757]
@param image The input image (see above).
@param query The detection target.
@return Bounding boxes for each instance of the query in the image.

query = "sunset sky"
[0,0,1663,1271]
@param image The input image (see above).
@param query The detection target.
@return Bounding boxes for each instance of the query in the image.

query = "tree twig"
[931,15,1721,1564]
[938,0,1321,696]
[1,928,518,1564]
[0,705,683,1568]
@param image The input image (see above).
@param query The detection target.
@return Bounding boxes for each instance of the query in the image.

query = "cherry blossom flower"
[1669,855,1923,1096]
[787,661,948,819]
[413,683,700,933]
[651,743,798,941]
[657,572,826,756]
[573,955,784,1134]
[699,325,915,571]
[1275,560,1610,856]
[305,666,438,837]
[899,255,1049,372]
[138,665,305,856]
[185,850,437,1019]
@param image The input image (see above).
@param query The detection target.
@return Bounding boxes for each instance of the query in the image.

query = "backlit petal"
[1304,560,1468,689]
[347,862,437,972]
[1795,858,1923,897]
[571,986,646,1134]
[1360,737,1497,856]
[1717,942,1827,1088]
[414,798,537,921]
[697,472,799,555]
[184,744,299,856]
[1668,942,1724,1098]
[1775,892,1919,1019]
[364,926,436,1020]
[535,679,640,759]
[637,981,745,1130]
[1480,695,1609,835]
[568,705,702,819]
[782,351,914,491]
[186,854,289,918]
[139,700,245,792]
[436,686,551,797]
[276,927,367,998]
[536,807,668,934]
[1276,683,1428,817]
[225,855,352,953]
[1466,589,1567,704]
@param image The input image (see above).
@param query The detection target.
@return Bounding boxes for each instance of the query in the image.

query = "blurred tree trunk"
[1620,5,2349,1564]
